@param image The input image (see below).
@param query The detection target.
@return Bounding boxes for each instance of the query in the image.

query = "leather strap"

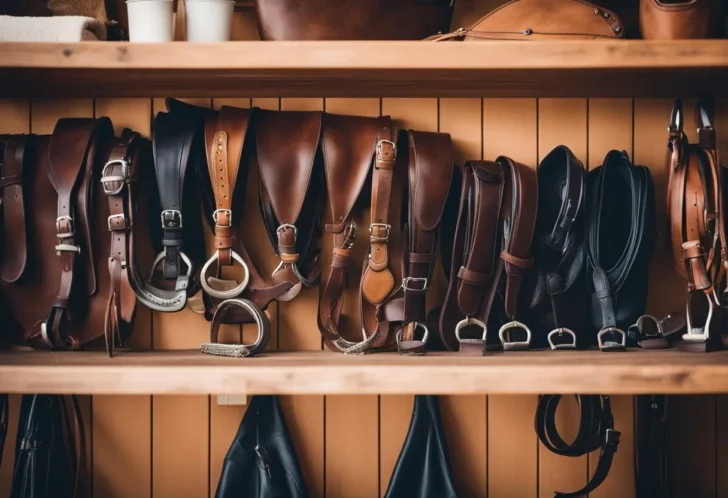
[42,117,114,350]
[635,395,670,498]
[201,298,270,357]
[0,135,31,284]
[536,395,620,498]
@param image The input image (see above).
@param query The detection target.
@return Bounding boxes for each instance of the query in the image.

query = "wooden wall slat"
[586,98,636,498]
[323,98,380,498]
[483,98,538,498]
[439,98,488,498]
[537,98,588,498]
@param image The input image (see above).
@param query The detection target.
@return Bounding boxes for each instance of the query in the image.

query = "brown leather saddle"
[439,157,538,355]
[0,119,153,355]
[317,117,455,354]
[666,99,728,352]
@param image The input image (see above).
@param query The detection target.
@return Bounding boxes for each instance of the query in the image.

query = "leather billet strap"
[587,150,655,352]
[135,98,206,312]
[395,130,454,355]
[537,395,620,498]
[0,135,32,284]
[200,298,270,357]
[531,146,586,350]
[666,99,727,352]
[635,395,670,498]
[42,117,114,350]
[257,109,325,302]
[100,129,149,357]
[317,113,385,352]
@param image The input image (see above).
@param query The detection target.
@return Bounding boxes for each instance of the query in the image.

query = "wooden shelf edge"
[0,349,726,395]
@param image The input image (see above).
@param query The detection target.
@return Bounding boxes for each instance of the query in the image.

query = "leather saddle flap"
[256,109,322,224]
[321,113,380,227]
[409,130,454,232]
[462,0,623,40]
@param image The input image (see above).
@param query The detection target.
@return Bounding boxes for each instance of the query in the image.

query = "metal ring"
[635,314,663,338]
[498,320,532,351]
[149,250,193,282]
[683,291,714,342]
[200,250,250,300]
[597,326,626,350]
[454,317,487,342]
[201,298,269,357]
[395,322,429,346]
[547,328,577,350]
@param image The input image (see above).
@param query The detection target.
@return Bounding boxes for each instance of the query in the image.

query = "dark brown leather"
[254,0,454,40]
[666,99,727,352]
[439,157,538,355]
[432,0,624,41]
[0,136,32,284]
[640,0,724,39]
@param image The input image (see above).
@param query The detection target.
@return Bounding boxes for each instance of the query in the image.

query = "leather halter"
[527,146,586,350]
[42,118,114,350]
[666,99,727,352]
[100,129,149,356]
[536,395,620,498]
[0,135,32,284]
[587,151,655,352]
[439,157,537,355]
[135,99,206,312]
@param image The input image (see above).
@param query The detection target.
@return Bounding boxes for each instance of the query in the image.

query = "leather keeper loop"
[501,250,533,268]
[457,266,490,286]
[280,253,299,263]
[409,252,437,264]
[333,248,350,257]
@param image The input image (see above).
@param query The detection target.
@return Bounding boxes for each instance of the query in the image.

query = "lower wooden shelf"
[0,349,726,395]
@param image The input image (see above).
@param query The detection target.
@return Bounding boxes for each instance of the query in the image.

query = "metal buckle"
[454,317,487,343]
[402,277,428,292]
[342,222,359,250]
[635,315,663,338]
[101,159,129,196]
[498,320,531,351]
[107,213,127,231]
[161,210,182,229]
[376,140,397,161]
[213,208,232,226]
[597,327,626,351]
[547,328,577,350]
[684,290,715,342]
[276,223,298,238]
[55,215,74,238]
[369,223,391,242]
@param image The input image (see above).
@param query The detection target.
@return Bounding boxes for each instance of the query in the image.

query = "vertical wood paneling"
[278,97,326,498]
[483,98,538,498]
[586,98,635,498]
[439,98,487,498]
[0,99,29,497]
[30,99,95,497]
[323,98,380,498]
[150,97,211,498]
[379,97,437,496]
[537,98,588,498]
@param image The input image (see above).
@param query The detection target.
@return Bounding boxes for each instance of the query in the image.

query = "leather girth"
[666,99,728,352]
[439,157,538,355]
[525,145,587,350]
[587,150,655,352]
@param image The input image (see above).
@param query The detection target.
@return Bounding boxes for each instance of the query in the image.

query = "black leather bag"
[11,395,83,498]
[216,395,307,498]
[384,396,458,498]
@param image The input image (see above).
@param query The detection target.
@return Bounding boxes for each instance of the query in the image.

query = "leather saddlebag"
[253,0,454,40]
[431,0,625,41]
[640,0,724,39]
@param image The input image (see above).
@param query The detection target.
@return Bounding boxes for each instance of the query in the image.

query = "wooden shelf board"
[1,349,727,395]
[0,41,727,97]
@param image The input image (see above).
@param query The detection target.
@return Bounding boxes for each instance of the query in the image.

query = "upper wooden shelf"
[1,40,727,98]
[1,349,727,395]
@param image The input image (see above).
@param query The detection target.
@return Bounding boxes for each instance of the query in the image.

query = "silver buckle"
[547,328,577,350]
[161,210,182,229]
[276,223,298,238]
[376,140,397,162]
[454,317,487,343]
[597,327,626,350]
[107,213,127,231]
[213,208,232,226]
[402,277,428,292]
[101,159,129,196]
[369,223,391,242]
[55,215,74,238]
[498,320,531,351]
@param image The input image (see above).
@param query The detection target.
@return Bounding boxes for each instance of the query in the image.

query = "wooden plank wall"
[1,1,728,497]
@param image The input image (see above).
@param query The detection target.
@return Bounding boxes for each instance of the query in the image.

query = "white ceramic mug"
[126,0,174,42]
[184,0,235,42]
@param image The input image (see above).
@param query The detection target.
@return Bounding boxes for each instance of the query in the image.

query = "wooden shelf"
[1,349,728,395]
[1,40,727,98]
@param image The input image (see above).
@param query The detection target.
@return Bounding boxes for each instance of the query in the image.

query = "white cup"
[126,0,174,42]
[184,0,235,42]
